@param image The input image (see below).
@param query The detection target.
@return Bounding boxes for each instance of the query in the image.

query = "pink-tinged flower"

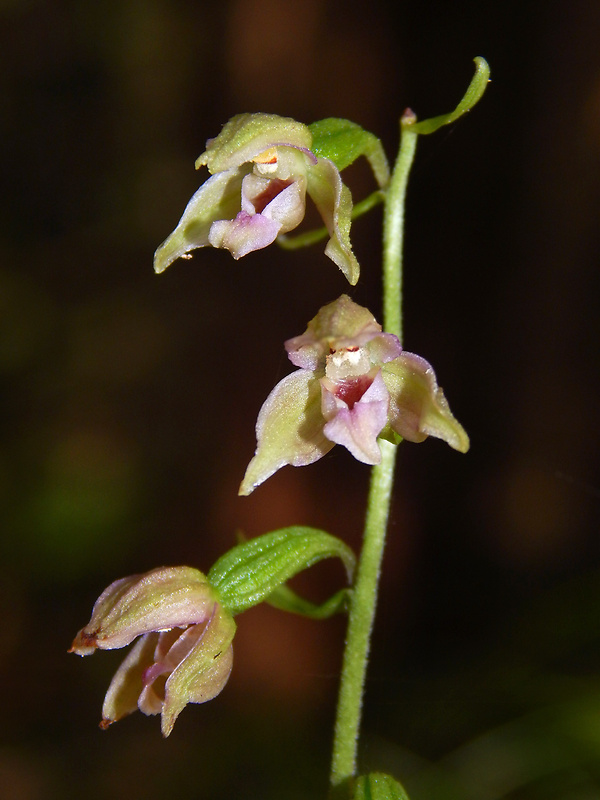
[69,566,236,737]
[154,113,360,284]
[239,295,469,495]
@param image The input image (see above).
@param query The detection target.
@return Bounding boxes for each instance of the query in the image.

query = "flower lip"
[321,368,390,464]
[329,373,373,410]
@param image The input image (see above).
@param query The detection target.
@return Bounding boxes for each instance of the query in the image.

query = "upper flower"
[153,113,360,284]
[239,295,469,495]
[69,566,236,736]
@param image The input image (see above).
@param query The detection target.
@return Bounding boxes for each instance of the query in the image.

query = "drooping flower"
[239,295,469,495]
[154,113,360,284]
[69,566,236,736]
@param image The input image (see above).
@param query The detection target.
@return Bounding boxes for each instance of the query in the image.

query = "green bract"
[309,117,390,188]
[208,527,355,616]
[266,583,351,619]
[410,56,490,135]
[352,773,410,800]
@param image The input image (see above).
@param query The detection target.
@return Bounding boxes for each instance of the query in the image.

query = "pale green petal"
[161,608,235,736]
[196,113,313,173]
[71,567,216,652]
[306,160,360,285]
[239,371,332,496]
[101,633,158,727]
[381,354,469,452]
[153,167,246,274]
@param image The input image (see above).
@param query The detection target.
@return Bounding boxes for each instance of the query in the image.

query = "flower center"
[251,178,291,213]
[252,148,279,174]
[325,346,371,381]
[334,375,372,410]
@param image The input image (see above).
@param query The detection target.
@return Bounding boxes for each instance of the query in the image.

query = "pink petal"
[321,370,389,464]
[71,567,216,652]
[208,211,281,258]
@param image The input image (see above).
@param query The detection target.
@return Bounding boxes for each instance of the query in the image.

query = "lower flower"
[69,566,236,737]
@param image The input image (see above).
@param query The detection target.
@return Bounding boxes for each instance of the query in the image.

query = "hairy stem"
[329,113,418,792]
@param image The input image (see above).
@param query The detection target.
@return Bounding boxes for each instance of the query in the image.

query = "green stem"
[329,440,397,791]
[329,113,419,793]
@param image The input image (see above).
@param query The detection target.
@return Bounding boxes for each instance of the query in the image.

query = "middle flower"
[239,295,470,495]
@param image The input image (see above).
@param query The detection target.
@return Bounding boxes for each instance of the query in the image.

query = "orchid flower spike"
[154,113,360,284]
[240,295,469,495]
[69,567,236,736]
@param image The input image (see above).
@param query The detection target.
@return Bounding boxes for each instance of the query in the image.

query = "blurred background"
[2,0,600,798]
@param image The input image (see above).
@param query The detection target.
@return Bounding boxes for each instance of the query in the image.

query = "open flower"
[239,295,469,495]
[69,566,236,736]
[154,113,360,284]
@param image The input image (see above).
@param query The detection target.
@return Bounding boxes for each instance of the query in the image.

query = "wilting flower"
[239,295,469,495]
[154,113,360,284]
[69,566,236,736]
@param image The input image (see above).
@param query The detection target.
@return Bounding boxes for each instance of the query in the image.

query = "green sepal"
[309,118,390,189]
[352,773,410,800]
[410,56,490,135]
[266,584,351,619]
[195,112,312,173]
[208,527,355,616]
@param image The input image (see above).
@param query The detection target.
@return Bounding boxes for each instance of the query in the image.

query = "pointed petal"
[101,633,159,727]
[161,606,235,737]
[382,353,470,452]
[306,160,360,285]
[321,371,389,463]
[153,168,246,273]
[70,574,141,655]
[239,371,332,495]
[73,567,216,651]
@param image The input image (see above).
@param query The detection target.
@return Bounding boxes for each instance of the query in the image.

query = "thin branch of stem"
[277,190,385,251]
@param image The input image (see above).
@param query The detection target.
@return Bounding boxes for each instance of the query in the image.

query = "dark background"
[2,1,600,798]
